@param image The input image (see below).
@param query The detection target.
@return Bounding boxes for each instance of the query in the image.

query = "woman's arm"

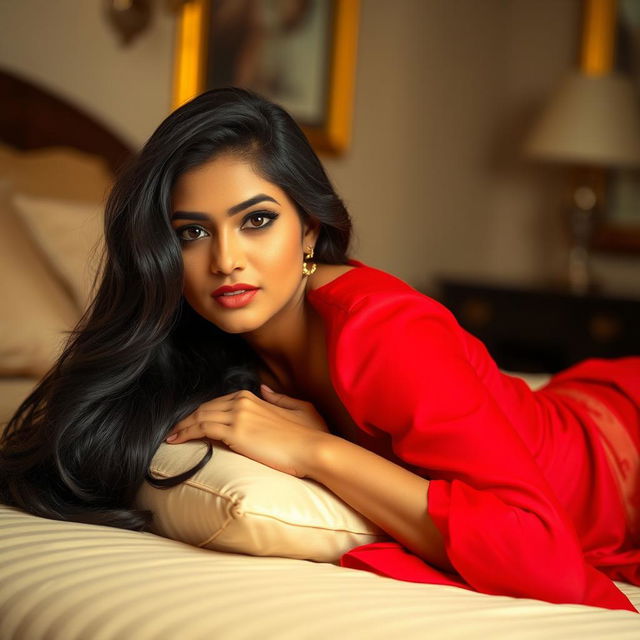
[307,433,455,574]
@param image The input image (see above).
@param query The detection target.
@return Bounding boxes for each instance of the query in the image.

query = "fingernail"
[260,383,274,393]
[166,434,178,442]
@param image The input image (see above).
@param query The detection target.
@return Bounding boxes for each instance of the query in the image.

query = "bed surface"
[1,503,639,640]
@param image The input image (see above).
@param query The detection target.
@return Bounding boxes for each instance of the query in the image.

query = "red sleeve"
[331,292,635,611]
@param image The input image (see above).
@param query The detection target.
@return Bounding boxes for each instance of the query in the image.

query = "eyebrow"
[171,194,280,221]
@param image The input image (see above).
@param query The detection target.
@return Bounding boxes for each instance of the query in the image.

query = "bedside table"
[436,279,640,374]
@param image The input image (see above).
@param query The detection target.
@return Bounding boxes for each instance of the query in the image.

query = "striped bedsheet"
[1,504,639,639]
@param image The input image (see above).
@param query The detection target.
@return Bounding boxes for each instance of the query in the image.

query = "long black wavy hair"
[0,86,353,531]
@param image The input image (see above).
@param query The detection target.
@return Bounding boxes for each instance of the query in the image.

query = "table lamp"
[524,71,640,294]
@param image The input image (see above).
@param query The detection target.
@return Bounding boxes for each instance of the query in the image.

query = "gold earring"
[302,245,317,276]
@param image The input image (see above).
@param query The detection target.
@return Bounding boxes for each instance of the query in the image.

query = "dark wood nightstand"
[436,279,640,374]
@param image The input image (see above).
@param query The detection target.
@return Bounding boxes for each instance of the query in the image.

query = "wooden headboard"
[0,68,134,173]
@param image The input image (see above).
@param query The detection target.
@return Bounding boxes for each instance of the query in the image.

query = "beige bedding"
[1,503,639,639]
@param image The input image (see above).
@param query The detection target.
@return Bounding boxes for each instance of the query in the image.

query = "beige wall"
[1,0,638,295]
[325,0,510,289]
[0,0,174,148]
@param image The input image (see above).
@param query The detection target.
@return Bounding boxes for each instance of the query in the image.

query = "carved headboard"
[0,68,134,173]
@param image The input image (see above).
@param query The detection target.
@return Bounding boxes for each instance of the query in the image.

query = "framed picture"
[172,0,360,155]
[580,0,640,252]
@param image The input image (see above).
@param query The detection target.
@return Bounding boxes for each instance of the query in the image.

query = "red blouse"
[306,258,640,613]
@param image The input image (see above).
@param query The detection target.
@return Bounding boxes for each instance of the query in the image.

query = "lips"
[211,283,259,297]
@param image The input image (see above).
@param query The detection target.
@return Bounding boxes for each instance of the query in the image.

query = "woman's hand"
[164,384,333,478]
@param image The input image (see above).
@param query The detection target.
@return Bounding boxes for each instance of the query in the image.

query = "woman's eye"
[176,226,208,242]
[241,212,278,231]
[176,212,278,243]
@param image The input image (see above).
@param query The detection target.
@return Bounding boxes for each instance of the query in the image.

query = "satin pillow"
[0,143,113,202]
[12,192,104,312]
[134,440,391,562]
[0,181,79,377]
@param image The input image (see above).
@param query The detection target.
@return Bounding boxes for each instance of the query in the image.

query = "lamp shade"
[524,71,640,168]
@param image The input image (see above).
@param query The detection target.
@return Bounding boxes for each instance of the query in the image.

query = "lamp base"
[566,245,599,295]
[563,184,601,296]
[546,270,601,297]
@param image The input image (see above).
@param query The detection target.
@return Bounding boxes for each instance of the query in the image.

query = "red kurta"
[306,258,640,613]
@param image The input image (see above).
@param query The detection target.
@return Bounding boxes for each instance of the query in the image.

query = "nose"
[209,227,244,275]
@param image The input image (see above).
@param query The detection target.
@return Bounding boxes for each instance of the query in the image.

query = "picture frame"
[172,0,360,155]
[580,0,640,252]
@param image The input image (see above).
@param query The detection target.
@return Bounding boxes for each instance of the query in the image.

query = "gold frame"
[580,0,640,252]
[172,0,360,155]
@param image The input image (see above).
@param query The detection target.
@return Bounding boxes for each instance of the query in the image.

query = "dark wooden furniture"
[437,278,640,374]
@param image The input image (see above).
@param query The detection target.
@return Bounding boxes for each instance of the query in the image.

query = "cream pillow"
[0,143,113,203]
[135,440,391,562]
[0,181,79,377]
[12,192,105,312]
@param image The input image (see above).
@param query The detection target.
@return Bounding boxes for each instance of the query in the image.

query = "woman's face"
[170,153,319,334]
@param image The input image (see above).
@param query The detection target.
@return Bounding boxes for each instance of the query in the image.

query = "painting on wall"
[172,0,360,155]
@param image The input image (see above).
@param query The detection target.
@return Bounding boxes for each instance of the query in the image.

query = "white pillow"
[134,440,391,562]
[0,142,113,202]
[11,192,104,312]
[0,181,79,377]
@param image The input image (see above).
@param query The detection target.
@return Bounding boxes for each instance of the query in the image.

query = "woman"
[1,87,638,613]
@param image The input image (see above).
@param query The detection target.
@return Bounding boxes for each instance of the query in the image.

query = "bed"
[1,67,639,639]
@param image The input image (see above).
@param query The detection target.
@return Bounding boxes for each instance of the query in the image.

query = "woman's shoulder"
[306,263,357,291]
[307,258,412,299]
[307,258,438,313]
[306,259,465,347]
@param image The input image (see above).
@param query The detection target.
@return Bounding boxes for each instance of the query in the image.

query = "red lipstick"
[211,283,258,296]
[211,283,259,309]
